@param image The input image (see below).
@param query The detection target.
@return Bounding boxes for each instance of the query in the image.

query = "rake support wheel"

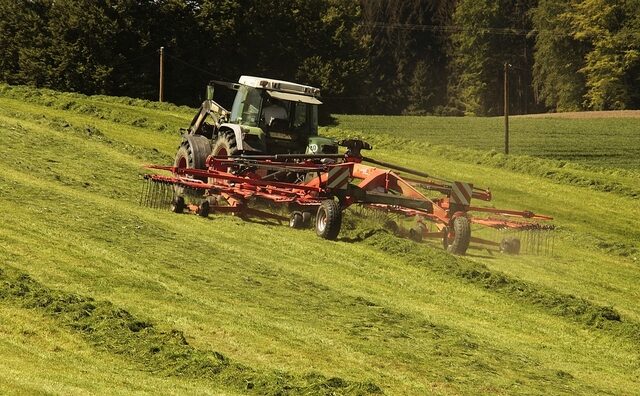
[315,200,342,240]
[170,196,185,213]
[289,212,304,229]
[500,237,521,255]
[447,216,471,255]
[197,200,210,217]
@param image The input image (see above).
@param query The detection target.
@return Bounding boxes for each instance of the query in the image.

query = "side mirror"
[206,84,215,100]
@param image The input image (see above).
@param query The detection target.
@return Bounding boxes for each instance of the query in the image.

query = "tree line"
[1,0,638,116]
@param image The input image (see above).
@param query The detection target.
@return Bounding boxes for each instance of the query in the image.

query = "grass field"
[0,84,639,395]
[334,114,640,170]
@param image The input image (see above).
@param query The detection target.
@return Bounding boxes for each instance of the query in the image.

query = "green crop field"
[334,114,640,170]
[0,84,639,395]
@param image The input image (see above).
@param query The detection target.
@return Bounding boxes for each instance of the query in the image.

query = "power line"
[165,53,232,82]
[361,22,536,36]
[110,49,158,69]
[361,21,640,41]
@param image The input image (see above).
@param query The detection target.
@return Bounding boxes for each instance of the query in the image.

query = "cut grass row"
[0,267,381,396]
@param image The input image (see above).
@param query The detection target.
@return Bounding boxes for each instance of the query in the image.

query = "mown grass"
[1,84,639,395]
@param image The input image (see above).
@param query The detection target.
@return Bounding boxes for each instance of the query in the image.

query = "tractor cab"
[227,76,327,154]
[177,76,337,179]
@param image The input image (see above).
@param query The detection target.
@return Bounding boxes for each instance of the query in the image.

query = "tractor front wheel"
[174,136,211,176]
[447,216,471,255]
[315,200,342,240]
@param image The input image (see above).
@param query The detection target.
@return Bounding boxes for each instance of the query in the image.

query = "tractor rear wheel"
[211,132,238,157]
[447,216,471,255]
[316,200,342,240]
[211,131,239,176]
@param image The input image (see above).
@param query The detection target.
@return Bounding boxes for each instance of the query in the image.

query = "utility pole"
[504,62,510,155]
[159,47,165,102]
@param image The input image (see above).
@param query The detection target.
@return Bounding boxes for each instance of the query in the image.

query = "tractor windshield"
[258,93,318,136]
[230,85,262,126]
[291,102,318,136]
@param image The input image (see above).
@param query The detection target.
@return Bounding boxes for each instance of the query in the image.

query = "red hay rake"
[141,140,554,255]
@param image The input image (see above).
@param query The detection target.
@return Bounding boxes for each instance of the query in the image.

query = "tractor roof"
[239,76,321,98]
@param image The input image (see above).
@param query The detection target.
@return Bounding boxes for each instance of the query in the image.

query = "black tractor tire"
[409,228,422,242]
[210,131,240,175]
[174,136,211,199]
[174,135,211,173]
[500,237,521,255]
[211,131,239,158]
[315,200,342,240]
[384,219,399,235]
[447,216,471,255]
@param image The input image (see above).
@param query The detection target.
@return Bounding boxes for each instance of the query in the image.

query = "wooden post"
[159,47,165,102]
[504,62,510,155]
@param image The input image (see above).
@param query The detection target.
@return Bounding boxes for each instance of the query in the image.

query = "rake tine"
[150,181,156,208]
[150,180,156,208]
[153,182,159,209]
[142,178,150,207]
[158,182,164,209]
[537,230,542,255]
[162,183,168,209]
[139,177,146,206]
[159,182,165,209]
[142,177,150,207]
[164,182,171,209]
[544,230,549,255]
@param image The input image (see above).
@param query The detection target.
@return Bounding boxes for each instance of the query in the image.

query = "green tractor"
[175,76,338,174]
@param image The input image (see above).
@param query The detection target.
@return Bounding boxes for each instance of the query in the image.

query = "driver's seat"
[268,118,289,132]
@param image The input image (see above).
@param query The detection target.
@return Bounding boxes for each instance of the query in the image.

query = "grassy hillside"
[0,84,639,395]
